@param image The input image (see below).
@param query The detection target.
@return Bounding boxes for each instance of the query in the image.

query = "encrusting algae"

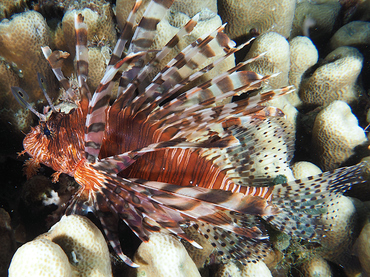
[1,0,370,276]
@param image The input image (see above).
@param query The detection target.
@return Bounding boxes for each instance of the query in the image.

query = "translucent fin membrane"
[11,87,47,121]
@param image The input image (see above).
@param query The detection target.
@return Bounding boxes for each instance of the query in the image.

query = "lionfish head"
[12,73,85,176]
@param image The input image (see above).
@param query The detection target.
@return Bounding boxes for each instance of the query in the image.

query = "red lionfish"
[12,0,363,267]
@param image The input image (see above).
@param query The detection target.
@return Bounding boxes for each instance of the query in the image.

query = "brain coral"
[287,36,318,107]
[312,100,367,171]
[8,215,112,277]
[291,0,341,40]
[216,260,273,277]
[9,238,73,277]
[330,21,370,49]
[299,47,363,106]
[243,32,290,89]
[134,233,200,277]
[0,10,57,103]
[218,0,296,39]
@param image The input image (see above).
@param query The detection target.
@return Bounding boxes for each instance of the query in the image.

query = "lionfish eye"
[43,126,51,137]
[40,122,53,139]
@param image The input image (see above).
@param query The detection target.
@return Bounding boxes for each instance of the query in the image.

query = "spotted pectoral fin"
[264,163,364,239]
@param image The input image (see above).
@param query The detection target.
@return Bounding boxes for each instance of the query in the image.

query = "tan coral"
[291,161,322,179]
[116,0,146,31]
[299,47,363,106]
[299,256,333,277]
[216,260,273,277]
[115,0,217,31]
[330,21,370,49]
[287,36,318,107]
[0,10,57,103]
[218,0,296,39]
[181,225,214,269]
[9,238,73,277]
[133,233,201,277]
[312,100,367,171]
[0,0,26,20]
[0,59,30,132]
[317,196,358,265]
[243,32,290,89]
[75,46,110,91]
[354,218,370,276]
[291,1,341,39]
[39,215,112,277]
[62,6,116,57]
[9,215,112,277]
[171,0,217,17]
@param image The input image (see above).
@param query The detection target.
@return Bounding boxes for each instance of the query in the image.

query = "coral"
[9,215,112,277]
[263,97,298,128]
[0,209,16,277]
[243,32,290,89]
[355,218,370,276]
[133,233,201,277]
[181,225,214,269]
[299,256,333,277]
[317,196,358,264]
[9,238,73,277]
[312,100,367,171]
[82,46,110,90]
[0,0,26,20]
[291,161,322,179]
[218,0,296,39]
[215,260,273,277]
[291,1,341,40]
[299,47,363,106]
[0,10,57,102]
[287,36,318,107]
[116,0,217,31]
[116,0,144,31]
[60,5,116,57]
[0,58,30,132]
[330,21,370,49]
[171,0,217,17]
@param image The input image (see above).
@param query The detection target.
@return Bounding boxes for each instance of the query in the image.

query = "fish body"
[15,0,363,267]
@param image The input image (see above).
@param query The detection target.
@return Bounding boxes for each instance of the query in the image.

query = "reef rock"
[330,21,370,49]
[133,233,200,277]
[218,0,296,39]
[9,215,112,277]
[216,260,273,277]
[299,47,363,106]
[312,100,367,171]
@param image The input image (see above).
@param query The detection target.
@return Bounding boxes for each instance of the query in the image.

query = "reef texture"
[299,46,363,106]
[218,0,296,39]
[133,233,201,277]
[355,218,370,276]
[9,215,112,277]
[215,260,273,277]
[312,100,367,171]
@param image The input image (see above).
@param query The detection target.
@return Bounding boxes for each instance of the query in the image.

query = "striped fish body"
[16,0,364,267]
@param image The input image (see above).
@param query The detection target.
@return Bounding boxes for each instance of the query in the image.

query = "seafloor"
[1,0,370,276]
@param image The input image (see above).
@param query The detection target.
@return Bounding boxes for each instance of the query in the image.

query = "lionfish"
[12,0,363,267]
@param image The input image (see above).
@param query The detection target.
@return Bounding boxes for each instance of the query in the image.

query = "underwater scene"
[1,0,370,276]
